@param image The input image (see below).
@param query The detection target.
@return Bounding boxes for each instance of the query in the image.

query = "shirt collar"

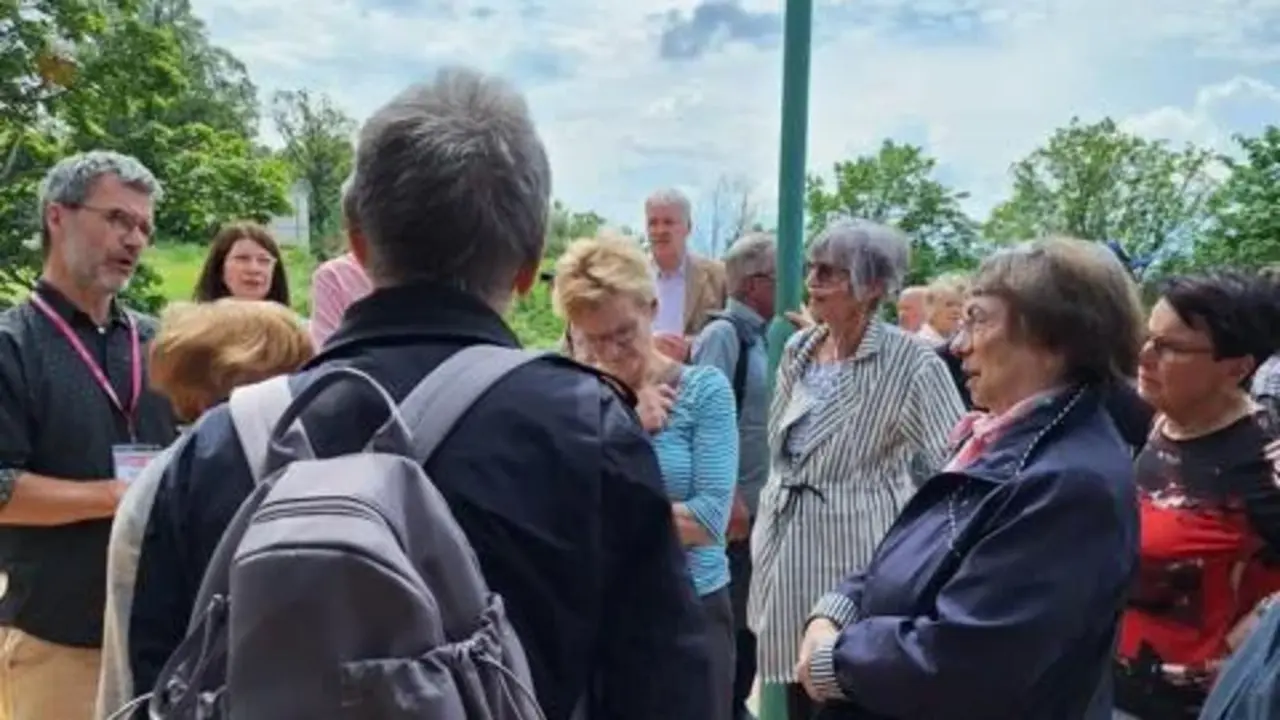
[726,298,767,334]
[32,278,128,329]
[652,253,688,280]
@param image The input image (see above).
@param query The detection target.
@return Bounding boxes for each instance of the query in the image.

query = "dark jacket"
[128,283,713,720]
[807,385,1139,719]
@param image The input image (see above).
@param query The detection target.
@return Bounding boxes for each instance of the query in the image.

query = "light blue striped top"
[652,364,740,597]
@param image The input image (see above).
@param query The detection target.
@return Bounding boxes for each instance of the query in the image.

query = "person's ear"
[513,262,538,296]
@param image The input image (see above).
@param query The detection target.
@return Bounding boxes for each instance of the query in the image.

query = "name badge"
[112,444,162,484]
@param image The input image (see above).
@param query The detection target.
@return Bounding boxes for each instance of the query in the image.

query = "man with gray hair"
[129,68,712,720]
[0,150,177,719]
[308,173,371,347]
[691,231,775,720]
[646,188,727,360]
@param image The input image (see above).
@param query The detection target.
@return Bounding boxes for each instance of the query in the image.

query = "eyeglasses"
[227,252,277,270]
[72,204,152,239]
[577,322,640,353]
[804,262,848,286]
[1142,336,1216,360]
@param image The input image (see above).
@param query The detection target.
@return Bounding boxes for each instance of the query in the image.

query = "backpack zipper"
[251,495,406,550]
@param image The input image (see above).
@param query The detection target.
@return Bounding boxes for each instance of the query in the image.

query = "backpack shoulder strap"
[228,375,295,485]
[707,312,752,414]
[398,345,551,462]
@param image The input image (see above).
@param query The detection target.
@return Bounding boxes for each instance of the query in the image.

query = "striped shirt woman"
[746,219,965,705]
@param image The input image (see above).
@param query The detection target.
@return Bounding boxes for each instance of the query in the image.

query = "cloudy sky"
[193,0,1280,250]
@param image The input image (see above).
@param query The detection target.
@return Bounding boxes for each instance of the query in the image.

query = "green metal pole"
[766,0,814,388]
[761,1,812,719]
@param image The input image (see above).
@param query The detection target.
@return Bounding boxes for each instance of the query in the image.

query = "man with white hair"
[0,151,178,719]
[646,188,727,360]
[896,285,926,333]
[691,232,776,720]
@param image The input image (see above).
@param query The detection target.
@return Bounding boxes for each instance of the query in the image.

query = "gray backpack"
[134,345,552,720]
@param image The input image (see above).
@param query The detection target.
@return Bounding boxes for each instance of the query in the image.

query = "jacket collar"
[315,282,521,364]
[951,383,1102,485]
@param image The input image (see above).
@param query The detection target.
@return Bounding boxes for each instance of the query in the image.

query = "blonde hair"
[149,299,315,422]
[552,232,655,319]
[925,272,969,312]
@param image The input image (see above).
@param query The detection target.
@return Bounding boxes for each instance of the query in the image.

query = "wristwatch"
[0,467,17,506]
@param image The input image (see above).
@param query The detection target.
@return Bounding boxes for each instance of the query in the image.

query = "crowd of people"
[0,64,1277,720]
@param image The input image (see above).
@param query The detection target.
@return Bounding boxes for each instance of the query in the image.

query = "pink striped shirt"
[309,253,372,348]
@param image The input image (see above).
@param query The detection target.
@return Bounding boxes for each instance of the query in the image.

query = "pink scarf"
[945,389,1063,472]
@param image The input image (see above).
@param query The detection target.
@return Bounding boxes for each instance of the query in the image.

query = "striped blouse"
[652,364,740,597]
[747,322,965,682]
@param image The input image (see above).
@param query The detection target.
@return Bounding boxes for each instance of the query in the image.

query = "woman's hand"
[636,383,677,433]
[796,617,840,699]
[654,333,690,362]
[786,306,815,330]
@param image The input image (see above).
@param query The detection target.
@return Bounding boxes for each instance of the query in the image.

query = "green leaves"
[983,117,1219,271]
[271,89,357,258]
[805,139,981,284]
[1192,128,1280,270]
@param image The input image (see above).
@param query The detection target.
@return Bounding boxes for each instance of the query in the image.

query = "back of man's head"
[350,67,551,305]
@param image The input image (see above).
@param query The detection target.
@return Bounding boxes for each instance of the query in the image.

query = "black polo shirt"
[0,280,176,647]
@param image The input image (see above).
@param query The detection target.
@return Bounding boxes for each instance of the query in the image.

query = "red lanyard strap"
[30,292,141,432]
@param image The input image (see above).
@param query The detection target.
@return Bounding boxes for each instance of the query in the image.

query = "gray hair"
[808,218,910,303]
[724,232,776,296]
[38,150,162,252]
[339,172,357,231]
[351,67,551,299]
[645,188,692,225]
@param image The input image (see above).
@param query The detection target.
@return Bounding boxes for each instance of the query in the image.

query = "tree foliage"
[1191,128,1280,270]
[0,2,290,312]
[806,140,980,285]
[271,89,356,257]
[984,117,1219,272]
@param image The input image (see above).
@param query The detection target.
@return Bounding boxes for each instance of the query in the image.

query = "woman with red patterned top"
[1114,271,1280,718]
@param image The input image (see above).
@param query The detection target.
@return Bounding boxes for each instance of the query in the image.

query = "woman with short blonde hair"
[919,272,968,344]
[96,299,314,720]
[554,234,741,720]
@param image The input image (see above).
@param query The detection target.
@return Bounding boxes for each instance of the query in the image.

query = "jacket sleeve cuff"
[808,637,846,701]
[810,591,858,628]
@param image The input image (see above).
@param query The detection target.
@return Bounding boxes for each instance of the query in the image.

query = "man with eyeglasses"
[0,151,177,719]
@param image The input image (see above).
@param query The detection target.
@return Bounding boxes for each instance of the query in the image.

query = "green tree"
[544,200,606,260]
[0,14,290,311]
[135,0,259,135]
[271,89,356,257]
[1193,127,1280,270]
[984,117,1219,269]
[805,139,980,284]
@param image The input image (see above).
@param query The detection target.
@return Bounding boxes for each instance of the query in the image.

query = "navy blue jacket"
[807,384,1140,719]
[127,283,713,720]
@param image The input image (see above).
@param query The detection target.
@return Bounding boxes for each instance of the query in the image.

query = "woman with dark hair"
[791,237,1145,719]
[1114,270,1280,719]
[193,222,291,306]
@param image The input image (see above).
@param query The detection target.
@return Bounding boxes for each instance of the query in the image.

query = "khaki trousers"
[0,627,100,720]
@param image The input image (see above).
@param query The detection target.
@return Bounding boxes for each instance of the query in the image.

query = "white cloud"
[193,0,1280,248]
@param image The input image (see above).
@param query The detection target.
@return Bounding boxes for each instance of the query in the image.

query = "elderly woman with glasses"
[790,236,1145,719]
[553,233,740,720]
[748,219,965,715]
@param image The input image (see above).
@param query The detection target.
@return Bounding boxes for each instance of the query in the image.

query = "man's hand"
[796,617,840,699]
[636,383,677,433]
[654,333,690,362]
[727,492,751,542]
